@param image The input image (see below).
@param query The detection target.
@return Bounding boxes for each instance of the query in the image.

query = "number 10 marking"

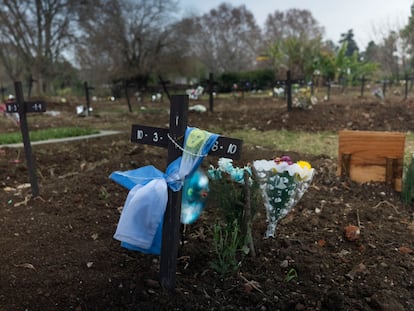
[227,143,237,154]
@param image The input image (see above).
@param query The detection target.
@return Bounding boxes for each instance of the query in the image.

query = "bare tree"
[367,12,410,79]
[75,0,179,86]
[263,9,324,45]
[0,0,78,94]
[180,3,261,74]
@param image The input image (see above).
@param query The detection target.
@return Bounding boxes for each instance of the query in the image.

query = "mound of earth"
[0,93,413,310]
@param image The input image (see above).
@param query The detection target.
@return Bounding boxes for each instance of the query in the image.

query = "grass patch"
[230,129,414,163]
[0,127,99,145]
[231,129,338,158]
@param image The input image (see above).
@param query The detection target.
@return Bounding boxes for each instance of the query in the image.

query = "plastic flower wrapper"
[253,156,315,238]
[372,87,384,100]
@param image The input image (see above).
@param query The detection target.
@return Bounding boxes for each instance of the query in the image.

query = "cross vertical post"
[405,74,409,100]
[27,74,36,98]
[129,94,242,290]
[286,70,293,112]
[382,80,387,98]
[360,76,365,98]
[0,83,6,101]
[158,75,171,102]
[123,80,133,113]
[15,81,39,197]
[84,81,94,116]
[160,95,188,290]
[326,79,331,101]
[274,71,303,111]
[208,72,214,112]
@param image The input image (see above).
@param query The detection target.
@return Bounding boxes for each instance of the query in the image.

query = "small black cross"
[4,81,47,197]
[275,70,305,111]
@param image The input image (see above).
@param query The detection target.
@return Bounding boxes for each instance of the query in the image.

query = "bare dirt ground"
[1,91,414,310]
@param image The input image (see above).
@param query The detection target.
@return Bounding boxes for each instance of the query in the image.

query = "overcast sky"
[179,0,413,49]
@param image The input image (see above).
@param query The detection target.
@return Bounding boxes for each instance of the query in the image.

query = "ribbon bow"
[110,127,218,254]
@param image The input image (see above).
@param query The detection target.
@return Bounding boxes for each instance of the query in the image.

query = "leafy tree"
[264,9,324,79]
[401,4,414,49]
[362,41,380,63]
[399,5,414,74]
[317,49,336,81]
[335,42,377,85]
[339,29,359,57]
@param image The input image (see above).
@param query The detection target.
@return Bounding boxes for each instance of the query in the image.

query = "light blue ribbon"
[110,127,218,254]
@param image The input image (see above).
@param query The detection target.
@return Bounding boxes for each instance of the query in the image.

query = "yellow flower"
[297,160,312,170]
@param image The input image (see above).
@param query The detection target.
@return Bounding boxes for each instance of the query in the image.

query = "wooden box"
[337,130,406,191]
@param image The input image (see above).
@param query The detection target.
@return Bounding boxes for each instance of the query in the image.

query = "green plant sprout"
[285,268,298,283]
[402,154,414,205]
[209,221,241,276]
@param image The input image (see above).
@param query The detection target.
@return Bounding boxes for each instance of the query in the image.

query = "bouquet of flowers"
[253,156,315,238]
[292,86,317,109]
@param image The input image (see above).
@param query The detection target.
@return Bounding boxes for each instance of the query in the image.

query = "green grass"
[229,129,414,163]
[231,129,338,158]
[0,127,99,145]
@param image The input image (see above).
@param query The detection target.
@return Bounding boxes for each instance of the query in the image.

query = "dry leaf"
[14,196,30,207]
[244,282,254,293]
[3,187,16,192]
[344,225,360,241]
[317,239,326,247]
[398,246,413,254]
[80,162,87,171]
[91,233,99,241]
[17,183,31,189]
[15,263,36,270]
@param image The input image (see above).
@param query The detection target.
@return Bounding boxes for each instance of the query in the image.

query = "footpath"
[0,130,122,148]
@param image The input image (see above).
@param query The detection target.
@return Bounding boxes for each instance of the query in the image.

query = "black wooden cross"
[207,72,216,112]
[325,79,332,101]
[359,76,370,98]
[274,70,305,111]
[27,74,37,98]
[84,81,94,116]
[158,75,171,102]
[130,94,242,290]
[404,74,414,99]
[5,81,46,197]
[382,79,389,98]
[0,83,6,101]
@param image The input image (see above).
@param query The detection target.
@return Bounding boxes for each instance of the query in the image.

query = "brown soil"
[1,93,413,311]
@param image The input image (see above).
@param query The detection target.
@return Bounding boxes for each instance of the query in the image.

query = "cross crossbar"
[5,101,46,113]
[131,125,242,159]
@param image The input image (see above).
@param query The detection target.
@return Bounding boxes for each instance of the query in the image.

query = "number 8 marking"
[211,140,219,151]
